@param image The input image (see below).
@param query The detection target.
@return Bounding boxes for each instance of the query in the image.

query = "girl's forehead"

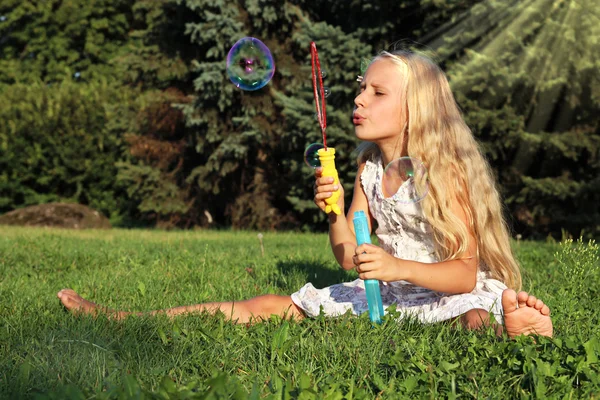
[363,59,406,87]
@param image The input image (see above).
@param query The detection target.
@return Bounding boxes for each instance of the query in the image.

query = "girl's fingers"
[355,244,378,255]
[356,254,372,264]
[316,176,335,186]
[358,272,375,280]
[355,254,380,268]
[315,192,333,200]
[316,184,338,194]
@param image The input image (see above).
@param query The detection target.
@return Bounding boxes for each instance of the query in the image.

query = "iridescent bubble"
[304,143,324,167]
[324,87,331,98]
[382,157,429,204]
[321,70,327,79]
[226,37,275,91]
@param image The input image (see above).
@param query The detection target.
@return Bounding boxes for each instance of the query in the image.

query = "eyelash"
[359,88,384,96]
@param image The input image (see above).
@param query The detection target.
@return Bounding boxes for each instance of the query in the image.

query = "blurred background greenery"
[0,0,598,238]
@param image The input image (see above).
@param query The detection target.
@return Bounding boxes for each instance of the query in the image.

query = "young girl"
[58,50,552,338]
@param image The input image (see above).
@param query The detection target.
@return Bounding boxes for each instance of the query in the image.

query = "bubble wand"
[353,210,385,324]
[311,42,341,215]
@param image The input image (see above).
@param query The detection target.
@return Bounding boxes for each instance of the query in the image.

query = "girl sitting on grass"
[58,50,552,338]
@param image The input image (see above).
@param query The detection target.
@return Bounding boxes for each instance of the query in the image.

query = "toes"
[517,291,529,308]
[501,289,518,314]
[57,289,84,308]
[534,299,544,311]
[526,295,537,308]
[58,288,76,297]
[541,304,551,316]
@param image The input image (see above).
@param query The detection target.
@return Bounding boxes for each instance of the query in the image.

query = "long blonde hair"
[358,50,521,290]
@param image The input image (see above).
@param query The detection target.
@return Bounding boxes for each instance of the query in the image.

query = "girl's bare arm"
[316,163,372,270]
[354,191,479,294]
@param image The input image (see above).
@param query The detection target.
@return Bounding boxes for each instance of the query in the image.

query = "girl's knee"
[461,308,490,330]
[244,294,301,319]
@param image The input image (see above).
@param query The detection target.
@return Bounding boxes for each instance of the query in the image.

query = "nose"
[354,91,366,108]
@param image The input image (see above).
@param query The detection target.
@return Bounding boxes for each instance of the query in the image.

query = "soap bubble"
[324,87,331,97]
[304,143,324,167]
[382,157,429,203]
[226,37,275,91]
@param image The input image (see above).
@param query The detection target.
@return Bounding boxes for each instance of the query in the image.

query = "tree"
[175,0,373,229]
[422,0,600,238]
[0,0,134,84]
[110,0,200,227]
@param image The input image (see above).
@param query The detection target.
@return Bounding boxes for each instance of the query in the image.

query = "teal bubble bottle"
[353,211,384,324]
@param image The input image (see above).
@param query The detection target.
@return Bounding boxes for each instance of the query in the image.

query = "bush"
[0,79,137,225]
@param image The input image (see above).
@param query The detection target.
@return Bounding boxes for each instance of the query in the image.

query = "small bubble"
[0,16,6,22]
[382,157,429,203]
[304,143,324,167]
[321,70,327,79]
[324,87,331,98]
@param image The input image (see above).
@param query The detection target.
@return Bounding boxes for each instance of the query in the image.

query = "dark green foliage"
[0,79,136,224]
[176,0,370,229]
[115,89,196,228]
[115,0,195,90]
[426,0,600,238]
[303,0,481,49]
[0,0,134,84]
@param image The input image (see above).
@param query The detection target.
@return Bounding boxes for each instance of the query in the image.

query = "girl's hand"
[353,244,406,282]
[313,167,344,213]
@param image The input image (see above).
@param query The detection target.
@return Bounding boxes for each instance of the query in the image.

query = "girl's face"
[353,58,407,146]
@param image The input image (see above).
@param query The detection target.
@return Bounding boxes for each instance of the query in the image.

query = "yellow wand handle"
[318,147,341,215]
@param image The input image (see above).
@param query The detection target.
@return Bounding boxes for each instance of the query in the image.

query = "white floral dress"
[291,155,508,324]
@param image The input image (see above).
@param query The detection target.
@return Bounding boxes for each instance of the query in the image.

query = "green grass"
[0,226,598,399]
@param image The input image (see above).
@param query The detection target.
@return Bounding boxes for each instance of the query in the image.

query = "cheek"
[382,105,403,127]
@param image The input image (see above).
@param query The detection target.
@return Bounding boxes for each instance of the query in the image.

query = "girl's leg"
[57,289,304,323]
[458,289,553,338]
[459,309,502,335]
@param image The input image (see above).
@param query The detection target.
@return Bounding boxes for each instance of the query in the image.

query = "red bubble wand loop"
[309,41,340,215]
[310,42,327,149]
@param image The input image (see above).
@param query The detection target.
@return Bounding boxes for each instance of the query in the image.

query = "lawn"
[0,226,598,398]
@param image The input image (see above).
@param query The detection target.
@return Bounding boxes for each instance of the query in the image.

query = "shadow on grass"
[273,259,356,290]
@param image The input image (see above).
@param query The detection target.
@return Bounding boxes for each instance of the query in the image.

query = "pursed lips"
[352,112,365,125]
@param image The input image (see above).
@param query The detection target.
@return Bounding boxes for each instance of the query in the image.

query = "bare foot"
[502,289,553,338]
[57,289,126,319]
